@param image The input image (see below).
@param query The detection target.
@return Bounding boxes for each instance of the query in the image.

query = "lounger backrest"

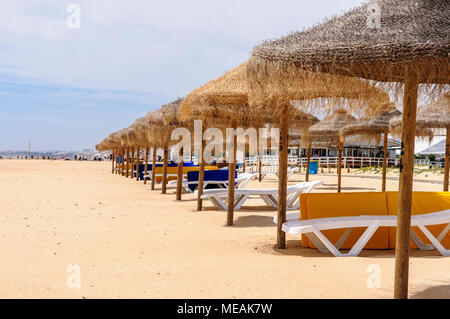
[299,192,389,249]
[385,192,450,249]
[299,192,450,250]
[186,169,235,192]
[187,169,234,182]
[154,166,217,183]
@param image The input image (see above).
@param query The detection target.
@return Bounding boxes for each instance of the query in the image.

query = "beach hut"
[247,0,449,298]
[390,93,450,191]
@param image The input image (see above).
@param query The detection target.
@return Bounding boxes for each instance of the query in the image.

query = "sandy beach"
[0,159,448,299]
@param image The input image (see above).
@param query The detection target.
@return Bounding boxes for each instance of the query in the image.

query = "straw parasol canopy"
[97,131,122,152]
[305,109,357,146]
[125,127,139,149]
[248,0,449,86]
[180,62,267,129]
[146,98,186,147]
[391,92,449,192]
[304,109,357,192]
[161,97,185,126]
[340,105,401,144]
[389,93,450,135]
[180,61,321,129]
[180,61,323,221]
[144,108,166,148]
[133,117,152,149]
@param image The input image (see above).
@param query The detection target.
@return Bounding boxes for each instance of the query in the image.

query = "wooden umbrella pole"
[111,150,115,174]
[337,141,343,193]
[120,148,125,175]
[151,145,157,190]
[382,130,389,192]
[115,150,122,175]
[444,129,449,192]
[136,147,140,181]
[126,147,130,178]
[161,143,169,194]
[277,103,289,249]
[305,144,312,182]
[242,146,246,173]
[258,135,262,182]
[394,67,418,300]
[176,147,184,201]
[197,138,206,211]
[122,149,125,174]
[227,133,238,226]
[144,148,149,184]
[130,147,135,179]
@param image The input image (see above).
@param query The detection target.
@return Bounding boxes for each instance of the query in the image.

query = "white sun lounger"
[257,166,297,181]
[281,209,450,257]
[168,172,256,193]
[200,180,323,211]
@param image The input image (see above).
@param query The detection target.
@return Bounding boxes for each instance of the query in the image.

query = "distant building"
[268,137,401,159]
[418,140,445,159]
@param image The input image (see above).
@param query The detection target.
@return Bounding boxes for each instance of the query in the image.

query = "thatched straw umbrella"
[340,105,401,191]
[180,62,263,220]
[247,0,449,298]
[180,61,317,225]
[116,128,132,177]
[144,109,167,192]
[109,131,125,175]
[133,117,152,183]
[161,98,188,201]
[304,109,357,192]
[390,93,450,191]
[246,71,391,250]
[106,132,122,174]
[143,100,185,195]
[341,106,435,191]
[125,127,140,179]
[97,135,116,173]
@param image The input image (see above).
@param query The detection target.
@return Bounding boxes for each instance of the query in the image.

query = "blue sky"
[0,0,370,151]
[0,0,442,152]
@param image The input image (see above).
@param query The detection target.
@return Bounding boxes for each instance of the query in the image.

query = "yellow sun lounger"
[293,192,450,251]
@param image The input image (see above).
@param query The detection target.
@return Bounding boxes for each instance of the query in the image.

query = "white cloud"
[0,0,364,99]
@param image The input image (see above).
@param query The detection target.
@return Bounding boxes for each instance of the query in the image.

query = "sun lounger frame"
[200,180,323,211]
[281,210,450,257]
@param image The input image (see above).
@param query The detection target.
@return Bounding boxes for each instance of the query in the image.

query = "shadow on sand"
[262,240,445,259]
[411,285,450,299]
[233,215,275,228]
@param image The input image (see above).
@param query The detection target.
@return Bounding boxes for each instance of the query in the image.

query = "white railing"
[414,159,445,168]
[245,156,400,168]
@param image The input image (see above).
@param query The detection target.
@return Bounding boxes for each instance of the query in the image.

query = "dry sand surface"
[0,159,449,299]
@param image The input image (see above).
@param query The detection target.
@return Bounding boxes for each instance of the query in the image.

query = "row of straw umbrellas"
[96,0,449,299]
